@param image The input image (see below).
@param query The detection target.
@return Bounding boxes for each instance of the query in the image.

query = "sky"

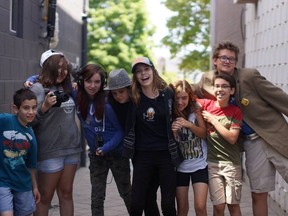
[144,1,203,81]
[144,0,183,74]
[145,0,173,58]
[145,0,170,43]
[144,1,201,80]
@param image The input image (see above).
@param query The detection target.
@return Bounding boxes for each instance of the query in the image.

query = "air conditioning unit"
[234,0,257,3]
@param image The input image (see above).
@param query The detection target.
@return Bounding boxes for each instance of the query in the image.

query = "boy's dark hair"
[212,41,240,61]
[13,88,37,108]
[213,73,237,88]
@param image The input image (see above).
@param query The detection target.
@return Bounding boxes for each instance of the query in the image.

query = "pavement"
[48,160,286,216]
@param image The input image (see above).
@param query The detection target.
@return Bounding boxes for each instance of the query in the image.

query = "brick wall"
[0,0,83,112]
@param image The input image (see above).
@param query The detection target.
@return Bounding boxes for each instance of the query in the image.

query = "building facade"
[0,0,85,112]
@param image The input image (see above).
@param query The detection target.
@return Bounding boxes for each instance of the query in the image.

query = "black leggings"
[131,150,177,216]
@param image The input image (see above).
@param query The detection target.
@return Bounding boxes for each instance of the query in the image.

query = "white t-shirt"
[176,113,208,173]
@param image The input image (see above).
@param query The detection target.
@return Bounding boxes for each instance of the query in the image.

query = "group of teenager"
[0,40,287,216]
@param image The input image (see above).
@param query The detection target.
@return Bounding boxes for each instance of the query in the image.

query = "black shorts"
[176,166,208,186]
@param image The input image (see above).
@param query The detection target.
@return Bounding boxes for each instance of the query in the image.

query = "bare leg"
[176,186,189,216]
[213,203,225,216]
[193,182,208,216]
[34,171,62,216]
[251,192,268,216]
[227,204,242,216]
[1,211,13,216]
[56,164,77,216]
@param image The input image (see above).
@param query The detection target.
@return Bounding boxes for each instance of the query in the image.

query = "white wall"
[245,0,288,94]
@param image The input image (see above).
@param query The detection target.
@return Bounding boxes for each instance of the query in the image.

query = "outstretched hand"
[23,81,33,88]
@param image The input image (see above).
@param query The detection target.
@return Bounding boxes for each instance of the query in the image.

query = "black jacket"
[123,87,182,167]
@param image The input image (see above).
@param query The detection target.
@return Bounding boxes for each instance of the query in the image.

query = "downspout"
[81,0,87,67]
[47,0,57,49]
[80,0,88,167]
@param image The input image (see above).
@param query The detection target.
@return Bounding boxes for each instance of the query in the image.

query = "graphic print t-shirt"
[0,114,37,192]
[135,93,168,151]
[176,113,207,173]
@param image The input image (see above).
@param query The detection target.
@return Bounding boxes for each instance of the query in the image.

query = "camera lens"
[52,90,69,107]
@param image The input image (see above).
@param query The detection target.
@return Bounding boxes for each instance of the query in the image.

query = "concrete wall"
[245,0,288,93]
[0,0,83,113]
[210,0,245,68]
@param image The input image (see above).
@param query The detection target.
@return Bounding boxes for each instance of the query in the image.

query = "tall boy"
[195,40,288,216]
[0,88,40,216]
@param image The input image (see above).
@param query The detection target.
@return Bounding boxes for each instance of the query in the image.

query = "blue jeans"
[131,150,177,216]
[88,153,131,216]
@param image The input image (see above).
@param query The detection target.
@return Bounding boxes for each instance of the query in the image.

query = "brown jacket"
[193,68,288,158]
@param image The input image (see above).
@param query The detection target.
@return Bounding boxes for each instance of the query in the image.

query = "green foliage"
[162,0,210,72]
[88,0,155,73]
[161,70,193,86]
[161,71,179,85]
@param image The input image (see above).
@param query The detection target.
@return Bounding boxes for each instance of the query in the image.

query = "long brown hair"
[39,54,71,93]
[170,80,199,120]
[76,64,107,120]
[131,67,167,105]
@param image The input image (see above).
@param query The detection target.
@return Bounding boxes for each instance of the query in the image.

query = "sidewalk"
[49,164,284,216]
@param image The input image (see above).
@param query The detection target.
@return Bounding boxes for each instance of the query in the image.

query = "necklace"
[142,89,159,99]
[151,91,159,99]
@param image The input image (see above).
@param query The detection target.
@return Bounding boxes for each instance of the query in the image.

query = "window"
[10,0,23,37]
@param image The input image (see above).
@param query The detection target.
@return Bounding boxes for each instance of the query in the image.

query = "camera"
[51,90,69,107]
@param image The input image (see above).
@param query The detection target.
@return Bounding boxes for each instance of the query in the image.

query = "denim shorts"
[37,152,80,173]
[0,187,35,215]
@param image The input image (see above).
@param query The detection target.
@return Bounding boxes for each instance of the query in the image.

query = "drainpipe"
[81,0,87,67]
[47,0,57,49]
[80,0,88,167]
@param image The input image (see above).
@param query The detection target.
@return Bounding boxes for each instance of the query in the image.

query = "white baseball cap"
[40,49,64,67]
[131,57,154,73]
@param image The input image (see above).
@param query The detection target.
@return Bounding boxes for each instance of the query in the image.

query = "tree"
[87,0,155,73]
[162,0,210,72]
